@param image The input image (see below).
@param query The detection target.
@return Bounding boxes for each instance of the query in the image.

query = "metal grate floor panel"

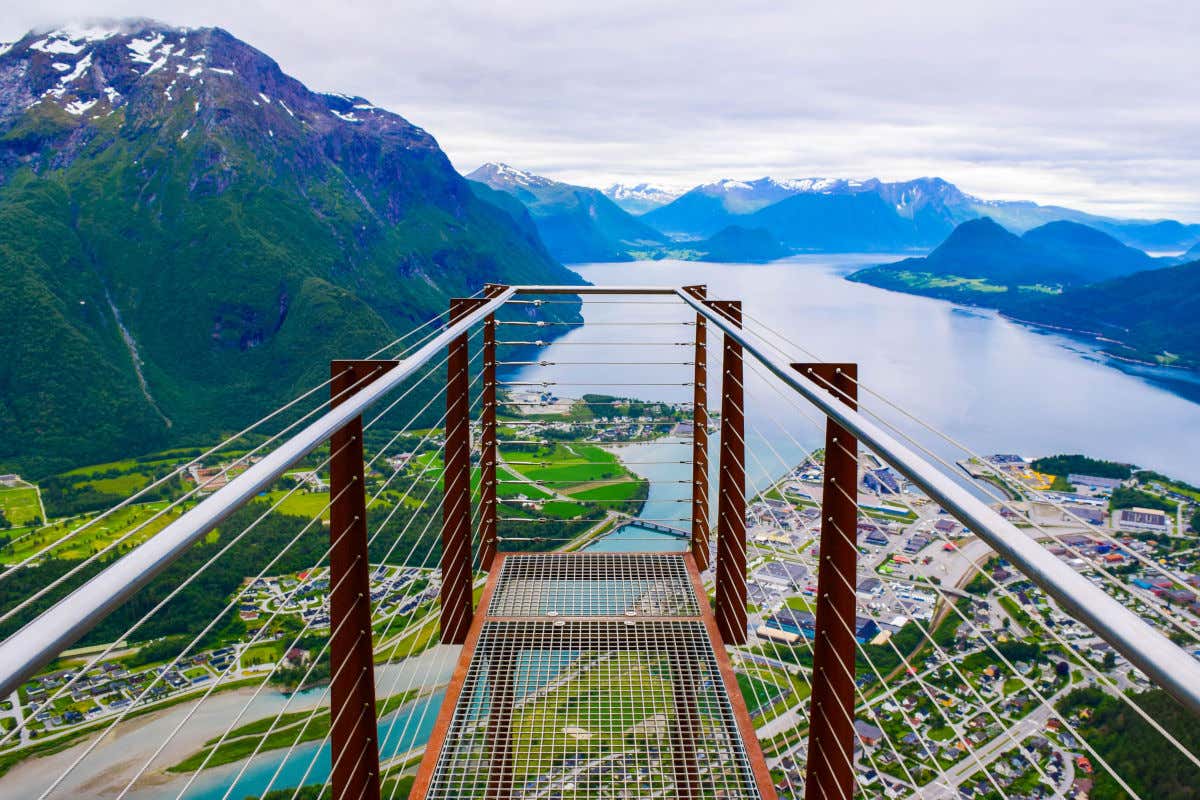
[414,552,771,799]
[423,619,760,799]
[488,552,700,618]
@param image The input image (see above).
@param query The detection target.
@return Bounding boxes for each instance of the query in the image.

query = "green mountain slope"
[467,163,668,262]
[847,218,1160,304]
[0,23,580,475]
[1005,259,1200,368]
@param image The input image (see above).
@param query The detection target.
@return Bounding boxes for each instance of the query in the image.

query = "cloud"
[3,0,1198,219]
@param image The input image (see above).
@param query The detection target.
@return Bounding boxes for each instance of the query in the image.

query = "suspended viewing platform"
[0,284,1198,800]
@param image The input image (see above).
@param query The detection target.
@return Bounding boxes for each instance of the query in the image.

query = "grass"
[78,472,152,495]
[262,490,334,521]
[887,270,1010,293]
[736,665,810,723]
[240,642,283,668]
[566,481,642,502]
[785,595,815,612]
[0,500,183,565]
[0,486,40,526]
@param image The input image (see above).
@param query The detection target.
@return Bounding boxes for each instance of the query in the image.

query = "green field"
[0,501,184,565]
[262,490,335,521]
[0,486,41,526]
[736,666,811,720]
[506,443,632,485]
[567,481,643,502]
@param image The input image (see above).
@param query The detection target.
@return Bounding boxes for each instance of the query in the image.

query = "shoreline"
[1,648,458,800]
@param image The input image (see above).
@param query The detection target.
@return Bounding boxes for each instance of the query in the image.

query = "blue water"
[182,690,444,800]
[584,524,688,552]
[505,257,1200,485]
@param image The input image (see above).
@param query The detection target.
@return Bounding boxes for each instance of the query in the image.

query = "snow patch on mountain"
[127,32,165,63]
[473,162,555,189]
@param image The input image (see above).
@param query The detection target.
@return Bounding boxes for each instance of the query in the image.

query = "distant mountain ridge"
[1007,258,1200,369]
[846,217,1197,369]
[640,174,1200,252]
[468,163,667,262]
[602,182,681,214]
[847,218,1158,299]
[0,22,581,474]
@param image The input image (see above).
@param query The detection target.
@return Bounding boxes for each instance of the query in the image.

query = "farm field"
[0,486,41,527]
[0,501,184,565]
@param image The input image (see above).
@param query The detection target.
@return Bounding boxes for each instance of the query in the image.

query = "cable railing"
[0,283,1197,800]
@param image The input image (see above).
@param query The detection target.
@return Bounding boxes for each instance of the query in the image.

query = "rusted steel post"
[441,298,487,644]
[477,284,507,572]
[710,299,747,645]
[684,285,711,572]
[329,359,397,800]
[796,363,859,800]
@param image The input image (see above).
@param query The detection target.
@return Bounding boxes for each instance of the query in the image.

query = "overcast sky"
[3,0,1198,220]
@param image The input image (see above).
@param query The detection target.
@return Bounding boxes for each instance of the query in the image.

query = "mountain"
[846,218,1159,304]
[467,163,667,262]
[642,177,838,238]
[1005,259,1200,369]
[644,176,979,247]
[602,182,680,214]
[642,174,1200,252]
[0,22,582,475]
[743,190,925,251]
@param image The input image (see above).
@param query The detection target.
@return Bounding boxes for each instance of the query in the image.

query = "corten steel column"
[328,359,397,800]
[684,284,711,572]
[796,363,859,800]
[441,297,488,644]
[710,299,747,645]
[477,284,507,572]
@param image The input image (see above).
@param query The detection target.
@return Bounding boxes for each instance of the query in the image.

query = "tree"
[1102,651,1117,671]
[1055,660,1070,678]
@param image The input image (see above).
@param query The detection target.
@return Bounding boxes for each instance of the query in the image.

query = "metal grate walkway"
[411,552,776,799]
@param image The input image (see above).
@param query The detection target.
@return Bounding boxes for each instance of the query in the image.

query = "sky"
[3,0,1198,220]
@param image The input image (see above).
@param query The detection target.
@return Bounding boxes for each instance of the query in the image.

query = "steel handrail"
[676,286,1200,716]
[0,288,516,697]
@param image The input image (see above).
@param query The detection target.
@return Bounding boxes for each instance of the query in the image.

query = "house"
[933,519,958,534]
[1068,474,1125,491]
[853,719,884,746]
[863,468,901,495]
[764,609,816,638]
[857,577,883,597]
[1116,507,1170,533]
[854,616,880,643]
[753,560,809,588]
[904,535,931,554]
[1065,506,1105,525]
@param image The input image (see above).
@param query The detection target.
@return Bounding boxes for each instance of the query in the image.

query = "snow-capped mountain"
[602,182,682,214]
[468,163,668,262]
[468,162,558,191]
